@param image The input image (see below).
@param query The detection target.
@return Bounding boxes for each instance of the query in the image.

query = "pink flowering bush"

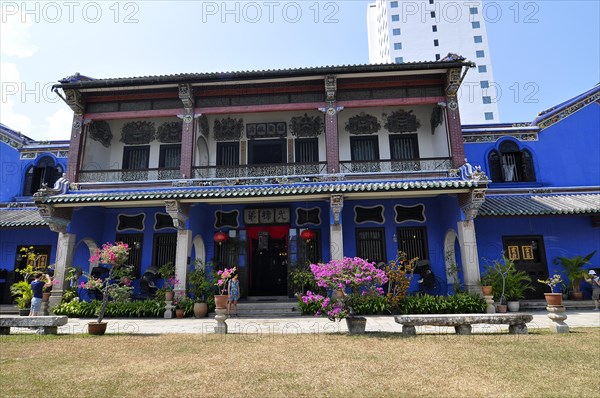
[302,257,388,321]
[215,267,236,295]
[90,242,130,266]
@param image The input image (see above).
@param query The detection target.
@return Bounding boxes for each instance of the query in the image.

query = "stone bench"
[394,313,534,335]
[0,316,68,335]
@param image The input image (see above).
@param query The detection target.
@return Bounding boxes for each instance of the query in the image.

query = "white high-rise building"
[367,0,499,124]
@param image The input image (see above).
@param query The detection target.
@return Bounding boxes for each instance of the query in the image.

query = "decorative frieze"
[156,121,183,143]
[289,113,324,138]
[463,132,538,143]
[214,117,244,141]
[121,121,155,145]
[345,113,381,135]
[537,92,600,130]
[244,208,289,225]
[384,110,421,133]
[89,120,112,147]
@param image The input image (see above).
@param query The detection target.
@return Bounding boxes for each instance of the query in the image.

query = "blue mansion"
[0,61,598,306]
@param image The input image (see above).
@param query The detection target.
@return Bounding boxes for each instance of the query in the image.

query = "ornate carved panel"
[430,106,443,135]
[289,113,324,138]
[325,75,337,102]
[246,122,287,139]
[394,204,426,223]
[214,117,244,141]
[156,121,183,143]
[88,121,112,147]
[64,89,85,113]
[345,113,381,135]
[178,84,194,109]
[384,110,421,133]
[121,121,155,145]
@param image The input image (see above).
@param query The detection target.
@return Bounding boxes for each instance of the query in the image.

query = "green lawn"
[1,329,599,398]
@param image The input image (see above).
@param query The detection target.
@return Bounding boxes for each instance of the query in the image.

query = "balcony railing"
[78,168,180,183]
[339,157,452,176]
[77,159,453,185]
[192,162,328,180]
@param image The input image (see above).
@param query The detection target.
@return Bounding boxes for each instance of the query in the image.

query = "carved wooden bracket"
[459,189,486,221]
[35,204,72,233]
[164,200,190,230]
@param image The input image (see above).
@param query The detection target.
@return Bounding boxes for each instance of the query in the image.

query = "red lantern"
[214,231,229,245]
[300,229,316,242]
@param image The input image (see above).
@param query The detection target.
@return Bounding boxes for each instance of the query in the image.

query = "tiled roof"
[479,193,600,216]
[54,60,474,89]
[39,179,484,205]
[0,208,46,227]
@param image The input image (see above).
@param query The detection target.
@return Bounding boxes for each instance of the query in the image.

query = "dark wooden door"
[503,236,548,299]
[250,236,288,296]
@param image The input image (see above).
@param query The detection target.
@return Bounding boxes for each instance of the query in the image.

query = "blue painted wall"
[0,141,22,202]
[465,103,600,188]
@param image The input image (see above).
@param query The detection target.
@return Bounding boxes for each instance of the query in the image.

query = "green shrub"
[53,298,166,318]
[347,292,389,315]
[398,293,486,314]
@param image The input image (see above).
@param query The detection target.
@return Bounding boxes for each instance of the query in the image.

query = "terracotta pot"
[545,293,563,306]
[497,304,507,313]
[88,321,108,335]
[570,291,583,301]
[214,295,228,309]
[175,309,185,318]
[165,291,174,301]
[345,316,367,334]
[481,286,493,296]
[193,302,208,318]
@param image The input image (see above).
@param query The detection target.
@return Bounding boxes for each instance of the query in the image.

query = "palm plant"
[554,250,596,293]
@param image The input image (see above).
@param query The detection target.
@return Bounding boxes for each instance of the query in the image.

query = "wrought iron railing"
[192,162,328,180]
[339,157,452,175]
[78,168,180,183]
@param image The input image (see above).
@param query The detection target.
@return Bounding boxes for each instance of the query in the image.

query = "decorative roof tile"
[0,208,46,227]
[38,179,485,205]
[479,193,600,216]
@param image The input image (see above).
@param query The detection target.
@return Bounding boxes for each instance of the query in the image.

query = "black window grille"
[215,237,240,269]
[216,142,239,166]
[115,233,143,278]
[356,228,386,264]
[396,227,429,261]
[350,136,380,172]
[152,233,177,270]
[159,144,181,168]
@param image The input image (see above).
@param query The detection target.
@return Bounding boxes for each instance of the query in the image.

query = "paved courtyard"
[3,309,597,336]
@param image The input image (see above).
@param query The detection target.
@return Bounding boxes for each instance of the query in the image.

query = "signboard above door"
[245,208,290,225]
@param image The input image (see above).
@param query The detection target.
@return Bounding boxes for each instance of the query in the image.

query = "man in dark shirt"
[29,272,51,316]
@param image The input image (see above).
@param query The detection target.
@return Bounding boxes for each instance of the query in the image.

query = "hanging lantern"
[214,231,229,245]
[300,229,316,242]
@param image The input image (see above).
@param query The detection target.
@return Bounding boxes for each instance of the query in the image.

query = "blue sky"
[1,1,599,140]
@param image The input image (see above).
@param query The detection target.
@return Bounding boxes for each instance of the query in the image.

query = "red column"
[324,109,340,174]
[446,97,466,168]
[179,111,195,179]
[66,113,84,182]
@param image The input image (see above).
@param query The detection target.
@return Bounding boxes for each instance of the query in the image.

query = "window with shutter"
[356,228,386,264]
[396,227,429,261]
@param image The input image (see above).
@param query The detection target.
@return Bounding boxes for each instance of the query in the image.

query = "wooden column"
[445,68,466,168]
[320,75,343,174]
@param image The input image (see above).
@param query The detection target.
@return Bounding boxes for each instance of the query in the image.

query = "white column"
[49,232,76,309]
[457,220,481,293]
[330,224,344,260]
[174,229,192,296]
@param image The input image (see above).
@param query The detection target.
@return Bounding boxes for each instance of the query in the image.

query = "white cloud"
[44,108,72,140]
[0,12,38,57]
[0,62,33,135]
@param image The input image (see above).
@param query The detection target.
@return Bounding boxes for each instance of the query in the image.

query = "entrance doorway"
[247,226,289,296]
[503,235,548,299]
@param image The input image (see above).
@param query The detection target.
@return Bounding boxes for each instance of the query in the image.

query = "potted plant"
[214,266,236,309]
[538,273,564,306]
[158,261,176,301]
[479,271,494,297]
[173,293,191,318]
[87,241,133,335]
[503,258,533,312]
[10,281,32,316]
[188,260,212,318]
[301,257,388,334]
[554,251,596,300]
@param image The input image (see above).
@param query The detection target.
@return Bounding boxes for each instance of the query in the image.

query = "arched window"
[488,141,536,183]
[23,157,63,196]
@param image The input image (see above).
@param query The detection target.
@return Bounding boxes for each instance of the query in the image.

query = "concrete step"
[222,298,301,317]
[520,299,597,311]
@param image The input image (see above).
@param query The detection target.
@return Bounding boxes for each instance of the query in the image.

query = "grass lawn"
[1,328,599,398]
